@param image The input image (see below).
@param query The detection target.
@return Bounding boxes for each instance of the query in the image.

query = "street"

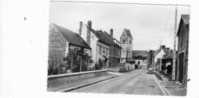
[72,70,165,95]
[48,2,189,96]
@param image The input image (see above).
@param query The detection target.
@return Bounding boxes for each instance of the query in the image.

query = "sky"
[50,1,190,50]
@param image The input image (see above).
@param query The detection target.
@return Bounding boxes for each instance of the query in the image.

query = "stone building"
[176,15,189,85]
[120,28,133,63]
[108,29,122,67]
[48,23,91,74]
[79,21,121,68]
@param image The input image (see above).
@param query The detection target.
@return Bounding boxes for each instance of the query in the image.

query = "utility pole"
[172,6,177,81]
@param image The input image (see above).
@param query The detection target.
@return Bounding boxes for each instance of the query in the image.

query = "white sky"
[50,1,190,50]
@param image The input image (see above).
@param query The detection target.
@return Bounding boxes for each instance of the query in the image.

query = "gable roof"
[91,29,119,47]
[181,15,189,25]
[154,45,173,59]
[163,48,173,59]
[120,29,133,39]
[177,15,190,36]
[50,23,90,49]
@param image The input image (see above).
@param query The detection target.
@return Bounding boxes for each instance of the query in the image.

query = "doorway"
[178,52,184,83]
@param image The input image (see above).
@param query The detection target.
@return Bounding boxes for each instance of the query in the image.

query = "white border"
[1,0,198,98]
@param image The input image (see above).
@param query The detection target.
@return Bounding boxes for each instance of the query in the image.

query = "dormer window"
[122,38,128,44]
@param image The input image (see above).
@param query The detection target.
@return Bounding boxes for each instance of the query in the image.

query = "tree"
[64,47,91,72]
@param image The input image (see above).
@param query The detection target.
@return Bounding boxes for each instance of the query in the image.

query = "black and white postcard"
[47,0,190,96]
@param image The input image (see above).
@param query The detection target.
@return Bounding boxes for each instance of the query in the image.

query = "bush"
[48,60,71,75]
[48,65,59,75]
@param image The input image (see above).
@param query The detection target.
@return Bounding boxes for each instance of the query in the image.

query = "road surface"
[72,70,164,95]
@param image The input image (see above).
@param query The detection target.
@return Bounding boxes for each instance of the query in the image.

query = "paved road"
[72,70,164,95]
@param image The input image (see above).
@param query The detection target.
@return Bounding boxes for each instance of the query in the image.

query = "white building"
[79,21,111,68]
[120,28,133,63]
[154,45,166,71]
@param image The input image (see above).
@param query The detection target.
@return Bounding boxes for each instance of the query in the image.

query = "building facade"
[154,45,174,79]
[120,28,133,63]
[108,30,122,67]
[79,21,110,69]
[79,21,121,68]
[148,50,155,69]
[48,23,91,75]
[112,38,122,66]
[176,15,189,85]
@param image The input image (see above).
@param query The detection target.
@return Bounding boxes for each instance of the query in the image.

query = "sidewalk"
[160,81,186,96]
[108,66,120,72]
[153,71,186,96]
[48,72,118,92]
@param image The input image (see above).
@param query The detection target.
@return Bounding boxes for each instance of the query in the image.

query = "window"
[106,48,108,56]
[122,39,126,44]
[102,47,105,54]
[129,39,132,44]
[99,45,102,55]
[107,48,109,56]
[91,34,95,40]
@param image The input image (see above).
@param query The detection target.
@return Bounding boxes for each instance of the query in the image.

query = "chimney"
[110,28,113,37]
[79,21,83,36]
[87,20,92,29]
[87,20,92,45]
[160,45,166,49]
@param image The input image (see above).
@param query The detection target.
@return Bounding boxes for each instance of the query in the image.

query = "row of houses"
[151,14,189,86]
[48,20,133,75]
[153,45,174,79]
[79,21,123,68]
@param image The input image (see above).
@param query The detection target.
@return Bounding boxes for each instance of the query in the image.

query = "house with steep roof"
[48,23,91,74]
[79,21,121,69]
[176,14,189,84]
[154,45,174,79]
[104,29,122,67]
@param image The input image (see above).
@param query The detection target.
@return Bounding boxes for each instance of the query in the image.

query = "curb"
[153,71,164,80]
[153,75,171,96]
[58,75,118,92]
